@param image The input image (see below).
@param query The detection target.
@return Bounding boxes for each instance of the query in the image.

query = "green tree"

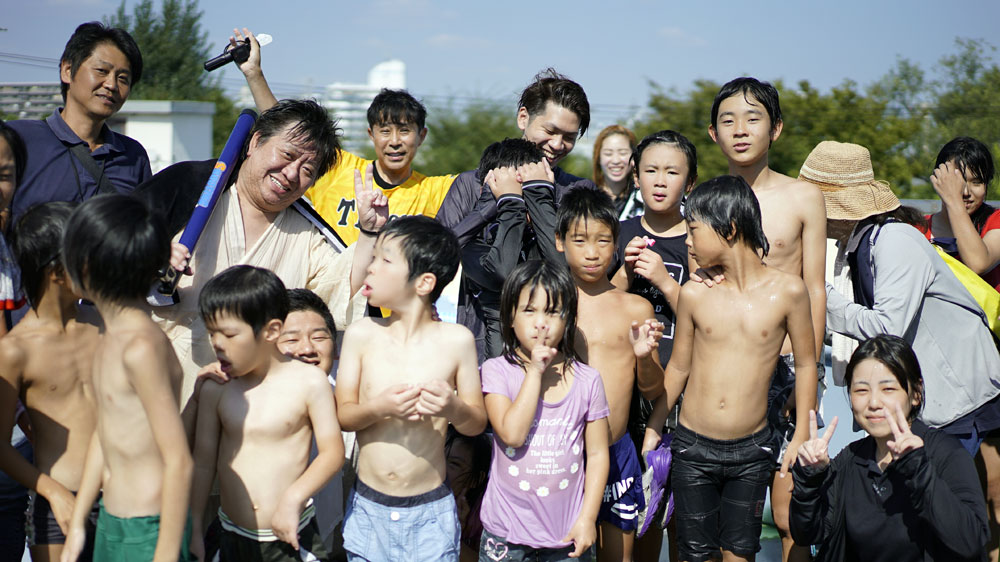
[415,101,520,176]
[105,0,238,154]
[932,38,1000,162]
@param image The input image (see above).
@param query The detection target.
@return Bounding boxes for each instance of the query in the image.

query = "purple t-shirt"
[479,357,610,549]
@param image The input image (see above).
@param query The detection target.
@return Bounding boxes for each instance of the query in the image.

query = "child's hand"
[355,163,389,234]
[796,410,838,471]
[170,242,192,275]
[486,166,522,199]
[416,379,456,417]
[188,532,206,562]
[376,383,422,420]
[60,526,87,562]
[629,319,663,359]
[196,362,230,387]
[528,343,558,375]
[930,161,967,208]
[517,161,555,184]
[633,247,673,290]
[46,481,76,535]
[562,516,597,558]
[622,236,648,275]
[640,426,662,459]
[271,494,303,550]
[689,266,725,287]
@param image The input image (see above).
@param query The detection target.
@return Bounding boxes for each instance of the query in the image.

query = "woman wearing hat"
[801,140,1000,451]
[798,140,1000,558]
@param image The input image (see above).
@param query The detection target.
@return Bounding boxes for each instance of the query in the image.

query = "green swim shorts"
[93,500,195,561]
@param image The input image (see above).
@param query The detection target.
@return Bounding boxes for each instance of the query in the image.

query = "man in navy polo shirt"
[8,22,148,223]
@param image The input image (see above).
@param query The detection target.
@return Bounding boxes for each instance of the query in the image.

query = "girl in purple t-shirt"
[479,260,611,561]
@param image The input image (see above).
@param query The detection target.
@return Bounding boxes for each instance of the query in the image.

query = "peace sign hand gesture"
[886,403,924,461]
[355,163,389,233]
[796,410,838,470]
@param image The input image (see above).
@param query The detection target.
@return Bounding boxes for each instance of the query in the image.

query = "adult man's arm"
[437,171,496,247]
[233,28,278,112]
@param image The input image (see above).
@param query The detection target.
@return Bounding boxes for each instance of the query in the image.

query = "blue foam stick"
[154,108,256,300]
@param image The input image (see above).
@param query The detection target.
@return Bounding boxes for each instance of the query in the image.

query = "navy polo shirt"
[7,109,151,222]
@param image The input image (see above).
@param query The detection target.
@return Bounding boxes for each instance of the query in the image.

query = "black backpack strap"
[66,143,115,195]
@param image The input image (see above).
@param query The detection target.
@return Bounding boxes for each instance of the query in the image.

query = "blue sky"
[3,0,999,126]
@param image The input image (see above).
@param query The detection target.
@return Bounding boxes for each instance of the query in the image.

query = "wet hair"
[935,137,996,233]
[710,77,782,133]
[518,68,590,136]
[62,194,168,304]
[555,187,620,243]
[475,138,545,184]
[684,175,769,258]
[248,99,341,178]
[59,22,143,102]
[199,265,289,336]
[592,125,637,190]
[632,129,699,188]
[367,89,427,130]
[11,202,75,309]
[287,288,337,346]
[499,260,579,366]
[377,216,459,303]
[0,121,27,188]
[845,334,924,422]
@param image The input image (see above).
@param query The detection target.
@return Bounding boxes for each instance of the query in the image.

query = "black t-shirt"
[616,217,689,366]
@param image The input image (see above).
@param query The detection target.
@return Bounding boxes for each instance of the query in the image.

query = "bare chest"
[219,385,308,441]
[22,336,94,402]
[360,343,456,399]
[693,292,786,347]
[757,195,804,272]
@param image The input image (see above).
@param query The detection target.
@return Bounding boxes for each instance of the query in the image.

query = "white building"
[0,83,215,174]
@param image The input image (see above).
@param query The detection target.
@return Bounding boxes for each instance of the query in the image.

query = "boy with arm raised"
[554,188,664,562]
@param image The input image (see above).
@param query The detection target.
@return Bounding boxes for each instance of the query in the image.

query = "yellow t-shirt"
[305,150,456,246]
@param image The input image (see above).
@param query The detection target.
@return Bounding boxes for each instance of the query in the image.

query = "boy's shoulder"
[430,319,476,345]
[761,266,809,300]
[270,358,332,391]
[763,172,824,207]
[118,321,175,373]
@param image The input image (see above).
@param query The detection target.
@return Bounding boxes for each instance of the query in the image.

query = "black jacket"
[460,179,564,359]
[790,421,988,562]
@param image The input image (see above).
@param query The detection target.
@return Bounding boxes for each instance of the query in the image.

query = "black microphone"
[203,34,272,72]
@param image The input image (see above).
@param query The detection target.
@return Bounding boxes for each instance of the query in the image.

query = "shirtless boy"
[335,216,486,561]
[61,194,193,562]
[651,176,817,562]
[0,203,99,562]
[554,188,664,562]
[190,266,344,561]
[709,77,826,562]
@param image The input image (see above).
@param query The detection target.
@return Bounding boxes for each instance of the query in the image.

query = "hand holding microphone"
[204,28,272,72]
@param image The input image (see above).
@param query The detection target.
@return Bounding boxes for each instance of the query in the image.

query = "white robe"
[153,187,366,401]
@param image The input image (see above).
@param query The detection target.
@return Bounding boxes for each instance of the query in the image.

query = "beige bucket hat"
[798,140,900,221]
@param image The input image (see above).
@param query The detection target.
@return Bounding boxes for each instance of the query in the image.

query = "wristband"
[358,226,381,237]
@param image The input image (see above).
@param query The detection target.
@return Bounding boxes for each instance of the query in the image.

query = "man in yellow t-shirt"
[304,90,454,246]
[231,29,454,247]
